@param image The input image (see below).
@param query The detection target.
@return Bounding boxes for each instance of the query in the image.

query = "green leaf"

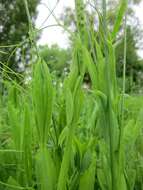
[65,88,73,125]
[82,46,98,89]
[58,127,69,147]
[35,147,57,190]
[79,153,96,190]
[32,59,53,145]
[112,0,128,40]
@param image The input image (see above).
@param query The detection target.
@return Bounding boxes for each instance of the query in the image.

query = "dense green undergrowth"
[0,0,143,189]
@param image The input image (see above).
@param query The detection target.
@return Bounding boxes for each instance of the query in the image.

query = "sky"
[36,0,74,48]
[36,0,143,56]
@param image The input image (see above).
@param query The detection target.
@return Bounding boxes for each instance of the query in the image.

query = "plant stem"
[121,13,127,129]
[23,0,39,58]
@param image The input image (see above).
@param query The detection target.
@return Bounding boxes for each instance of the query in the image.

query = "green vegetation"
[60,0,143,92]
[0,0,143,190]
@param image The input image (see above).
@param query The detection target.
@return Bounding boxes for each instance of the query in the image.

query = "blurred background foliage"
[38,44,71,79]
[0,0,40,77]
[0,0,143,93]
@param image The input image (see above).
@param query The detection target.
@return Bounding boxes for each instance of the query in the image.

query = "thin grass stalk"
[23,0,39,58]
[120,12,127,134]
[39,0,60,28]
[23,0,34,45]
[41,3,73,37]
[118,11,127,174]
[118,12,127,189]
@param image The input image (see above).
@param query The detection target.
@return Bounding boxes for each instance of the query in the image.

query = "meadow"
[0,0,143,189]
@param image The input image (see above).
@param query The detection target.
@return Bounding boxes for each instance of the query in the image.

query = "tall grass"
[0,0,143,190]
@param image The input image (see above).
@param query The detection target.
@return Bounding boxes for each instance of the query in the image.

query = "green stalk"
[23,0,39,58]
[120,13,127,133]
[75,0,88,47]
[118,13,127,176]
[23,0,32,30]
[102,1,116,189]
[118,12,127,189]
[57,126,74,190]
